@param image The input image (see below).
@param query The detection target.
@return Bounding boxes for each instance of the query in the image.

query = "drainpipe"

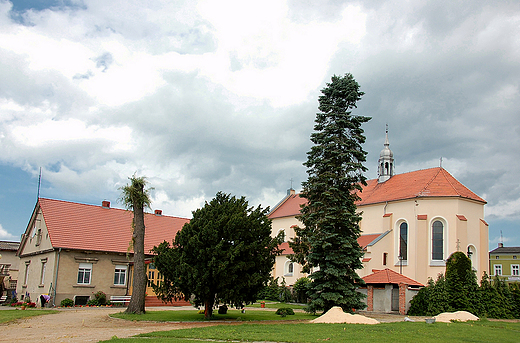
[52,248,61,307]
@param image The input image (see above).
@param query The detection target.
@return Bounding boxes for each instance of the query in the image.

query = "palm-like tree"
[119,175,152,314]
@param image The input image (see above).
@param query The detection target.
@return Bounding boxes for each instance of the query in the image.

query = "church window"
[383,252,388,265]
[399,222,408,261]
[284,260,294,276]
[432,220,444,261]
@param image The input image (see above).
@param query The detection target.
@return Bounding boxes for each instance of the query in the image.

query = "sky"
[0,0,519,251]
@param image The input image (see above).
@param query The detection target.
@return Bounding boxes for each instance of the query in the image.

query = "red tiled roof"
[363,268,424,286]
[38,198,189,254]
[279,242,294,255]
[358,234,382,250]
[268,168,485,219]
[278,233,384,256]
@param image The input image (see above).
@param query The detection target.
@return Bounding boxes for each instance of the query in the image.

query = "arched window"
[432,220,444,261]
[284,260,294,276]
[277,229,286,242]
[399,222,408,260]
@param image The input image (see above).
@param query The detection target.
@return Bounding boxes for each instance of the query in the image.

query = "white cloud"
[0,224,16,240]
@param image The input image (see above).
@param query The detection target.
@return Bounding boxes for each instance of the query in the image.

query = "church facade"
[269,132,489,286]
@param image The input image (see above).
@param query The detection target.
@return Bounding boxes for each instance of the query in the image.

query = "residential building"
[0,241,20,300]
[17,198,189,307]
[268,132,489,287]
[489,243,520,282]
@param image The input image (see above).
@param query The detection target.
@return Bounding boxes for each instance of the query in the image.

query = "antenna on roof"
[290,178,294,190]
[440,157,443,168]
[501,230,503,244]
[37,167,42,199]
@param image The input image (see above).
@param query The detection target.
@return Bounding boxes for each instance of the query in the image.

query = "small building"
[360,268,423,314]
[17,198,190,307]
[0,241,20,300]
[489,243,520,282]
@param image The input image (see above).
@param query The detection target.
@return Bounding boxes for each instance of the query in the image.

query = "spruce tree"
[295,73,370,313]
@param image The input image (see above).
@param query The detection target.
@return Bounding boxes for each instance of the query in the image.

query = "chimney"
[287,188,295,196]
[102,201,110,208]
[498,242,504,248]
[155,209,162,216]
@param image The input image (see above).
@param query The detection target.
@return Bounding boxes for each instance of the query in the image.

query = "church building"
[268,132,489,286]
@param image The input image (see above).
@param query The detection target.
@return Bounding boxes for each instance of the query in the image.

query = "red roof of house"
[37,198,189,254]
[268,167,485,219]
[363,268,424,286]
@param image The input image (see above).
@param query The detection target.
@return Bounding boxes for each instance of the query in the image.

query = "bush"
[60,298,74,307]
[293,277,311,303]
[93,291,107,305]
[218,305,228,314]
[275,307,295,317]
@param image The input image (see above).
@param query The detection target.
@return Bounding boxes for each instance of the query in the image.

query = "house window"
[432,220,444,261]
[114,265,127,285]
[77,263,92,284]
[399,222,408,261]
[23,262,30,285]
[496,256,499,259]
[514,256,517,260]
[383,252,388,266]
[35,229,42,246]
[494,264,502,276]
[148,270,155,287]
[40,261,46,285]
[512,265,520,276]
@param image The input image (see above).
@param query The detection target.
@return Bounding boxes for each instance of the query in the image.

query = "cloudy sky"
[0,0,518,250]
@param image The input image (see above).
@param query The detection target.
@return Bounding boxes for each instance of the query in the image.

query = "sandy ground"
[0,306,437,343]
[0,306,218,343]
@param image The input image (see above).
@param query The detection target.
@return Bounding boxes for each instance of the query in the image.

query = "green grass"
[110,308,316,322]
[100,319,520,343]
[0,309,58,324]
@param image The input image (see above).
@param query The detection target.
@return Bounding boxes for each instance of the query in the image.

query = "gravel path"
[0,307,217,343]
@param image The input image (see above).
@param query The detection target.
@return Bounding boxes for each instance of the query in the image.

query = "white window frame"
[512,264,520,276]
[40,260,47,285]
[114,265,127,286]
[77,263,92,285]
[284,259,294,277]
[494,264,502,276]
[429,217,448,266]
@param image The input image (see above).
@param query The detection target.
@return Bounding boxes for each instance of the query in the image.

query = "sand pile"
[434,311,479,323]
[310,307,379,324]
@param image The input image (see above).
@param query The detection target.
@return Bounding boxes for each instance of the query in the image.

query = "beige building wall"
[270,195,488,286]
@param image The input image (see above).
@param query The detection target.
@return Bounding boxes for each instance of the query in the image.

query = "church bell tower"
[378,125,394,183]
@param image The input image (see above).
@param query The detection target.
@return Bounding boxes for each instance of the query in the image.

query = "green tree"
[119,175,152,314]
[445,251,480,313]
[293,277,311,303]
[152,192,281,319]
[291,73,370,314]
[426,274,449,315]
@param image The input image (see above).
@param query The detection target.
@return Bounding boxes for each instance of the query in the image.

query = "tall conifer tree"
[294,73,370,313]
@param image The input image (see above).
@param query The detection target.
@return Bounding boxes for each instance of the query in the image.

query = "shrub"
[93,291,107,305]
[218,305,228,314]
[293,277,311,303]
[60,298,74,307]
[275,307,295,317]
[87,299,99,306]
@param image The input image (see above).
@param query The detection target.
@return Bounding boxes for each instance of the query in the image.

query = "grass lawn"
[111,308,316,322]
[0,309,58,324]
[101,319,520,343]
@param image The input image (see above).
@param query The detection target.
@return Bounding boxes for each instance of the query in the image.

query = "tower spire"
[378,124,394,183]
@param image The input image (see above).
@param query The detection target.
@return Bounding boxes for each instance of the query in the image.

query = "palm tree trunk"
[125,203,146,314]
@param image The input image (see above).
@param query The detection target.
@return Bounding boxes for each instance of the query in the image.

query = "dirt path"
[0,306,434,343]
[0,307,217,342]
